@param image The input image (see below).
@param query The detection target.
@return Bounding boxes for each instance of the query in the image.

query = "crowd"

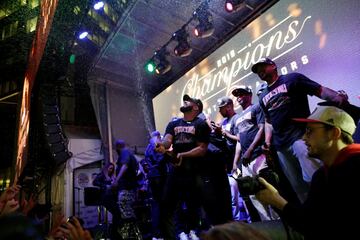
[1,58,359,240]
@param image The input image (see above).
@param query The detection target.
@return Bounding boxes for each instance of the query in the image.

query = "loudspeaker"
[43,114,60,124]
[40,87,71,166]
[44,124,62,134]
[84,187,102,206]
[46,133,64,143]
[49,142,66,153]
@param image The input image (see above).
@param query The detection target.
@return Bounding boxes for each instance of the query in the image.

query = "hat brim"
[292,118,324,123]
[232,88,251,97]
[251,62,272,73]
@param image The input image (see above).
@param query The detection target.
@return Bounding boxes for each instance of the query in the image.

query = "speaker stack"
[40,86,72,166]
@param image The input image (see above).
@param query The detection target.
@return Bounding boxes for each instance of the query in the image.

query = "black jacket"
[282,144,360,239]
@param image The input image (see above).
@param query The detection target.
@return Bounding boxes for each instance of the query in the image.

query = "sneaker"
[188,230,199,240]
[178,232,189,240]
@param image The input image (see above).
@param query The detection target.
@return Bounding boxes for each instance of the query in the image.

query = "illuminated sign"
[153,0,360,132]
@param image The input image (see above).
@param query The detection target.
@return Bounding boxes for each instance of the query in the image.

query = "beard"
[180,105,193,113]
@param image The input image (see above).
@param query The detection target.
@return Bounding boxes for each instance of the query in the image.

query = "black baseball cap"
[231,86,252,97]
[217,96,233,107]
[183,94,203,113]
[251,58,276,73]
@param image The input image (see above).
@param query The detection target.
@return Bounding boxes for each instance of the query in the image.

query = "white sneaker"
[188,230,199,240]
[178,232,189,240]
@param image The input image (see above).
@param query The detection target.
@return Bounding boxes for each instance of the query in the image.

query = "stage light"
[69,54,76,64]
[155,59,171,75]
[145,59,156,73]
[78,31,88,39]
[193,3,214,38]
[94,1,104,10]
[154,48,171,75]
[225,0,246,13]
[145,48,171,75]
[173,28,192,57]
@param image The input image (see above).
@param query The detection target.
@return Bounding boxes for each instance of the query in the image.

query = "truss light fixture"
[154,48,171,75]
[193,3,214,38]
[173,28,192,57]
[225,0,246,13]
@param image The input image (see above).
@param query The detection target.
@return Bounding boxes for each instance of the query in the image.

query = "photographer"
[256,106,359,239]
[231,86,278,221]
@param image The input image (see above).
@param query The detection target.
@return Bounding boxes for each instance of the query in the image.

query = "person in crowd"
[144,130,167,240]
[155,94,210,240]
[231,85,278,221]
[201,221,270,240]
[0,185,20,217]
[256,105,359,239]
[112,139,142,240]
[212,97,240,173]
[195,98,233,226]
[0,214,44,240]
[48,216,93,240]
[93,162,121,238]
[252,58,348,203]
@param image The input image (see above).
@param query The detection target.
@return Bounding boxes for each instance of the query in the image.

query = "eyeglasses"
[305,126,327,136]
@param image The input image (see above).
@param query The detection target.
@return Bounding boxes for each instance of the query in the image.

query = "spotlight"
[193,3,214,38]
[93,1,104,10]
[78,31,88,39]
[154,48,171,75]
[173,28,192,57]
[225,0,246,13]
[145,48,171,75]
[155,59,171,75]
[145,59,156,73]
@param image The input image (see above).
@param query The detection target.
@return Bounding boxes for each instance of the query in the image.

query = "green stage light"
[145,60,156,73]
[69,54,76,64]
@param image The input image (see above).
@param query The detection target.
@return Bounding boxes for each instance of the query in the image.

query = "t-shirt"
[221,113,240,153]
[236,104,264,159]
[116,148,138,190]
[165,117,210,174]
[258,73,321,149]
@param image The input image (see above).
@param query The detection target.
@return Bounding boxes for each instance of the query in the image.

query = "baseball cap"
[183,94,203,113]
[251,58,276,73]
[317,101,360,124]
[217,96,233,107]
[231,85,252,97]
[293,106,356,136]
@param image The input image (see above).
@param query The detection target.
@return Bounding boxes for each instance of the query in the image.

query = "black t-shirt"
[259,73,321,149]
[236,104,264,159]
[165,117,210,174]
[116,148,138,190]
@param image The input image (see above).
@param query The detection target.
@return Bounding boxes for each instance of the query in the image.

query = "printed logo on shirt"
[262,84,288,106]
[267,95,291,111]
[236,111,252,124]
[236,111,254,133]
[174,126,196,135]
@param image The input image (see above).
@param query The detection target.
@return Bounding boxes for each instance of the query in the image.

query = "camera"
[236,176,265,196]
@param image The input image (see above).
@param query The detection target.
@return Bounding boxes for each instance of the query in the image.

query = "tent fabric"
[61,138,104,217]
